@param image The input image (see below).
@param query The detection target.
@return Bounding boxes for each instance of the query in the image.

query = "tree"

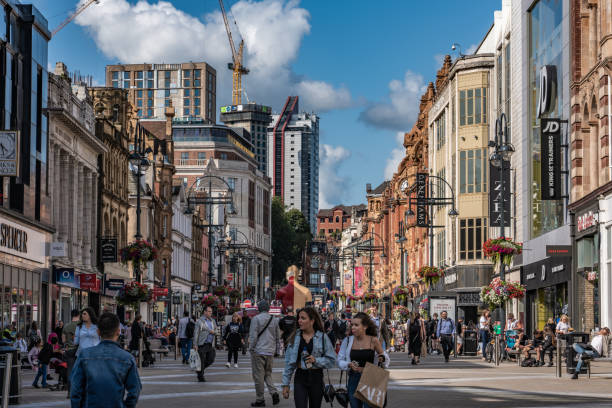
[271,198,313,285]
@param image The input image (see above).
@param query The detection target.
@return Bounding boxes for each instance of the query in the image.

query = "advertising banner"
[540,118,562,200]
[416,173,428,227]
[430,297,456,322]
[354,267,364,296]
[54,267,79,288]
[79,273,98,290]
[489,160,511,227]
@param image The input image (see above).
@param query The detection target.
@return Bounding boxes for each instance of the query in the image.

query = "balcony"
[177,159,207,167]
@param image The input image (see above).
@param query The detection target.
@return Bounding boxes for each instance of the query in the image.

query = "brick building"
[316,205,366,242]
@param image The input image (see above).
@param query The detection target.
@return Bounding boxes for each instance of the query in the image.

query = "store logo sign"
[541,265,546,281]
[416,173,428,227]
[540,119,562,200]
[577,210,599,232]
[537,65,557,118]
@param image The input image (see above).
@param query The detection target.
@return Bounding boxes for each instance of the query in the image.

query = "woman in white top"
[479,310,491,361]
[555,314,571,335]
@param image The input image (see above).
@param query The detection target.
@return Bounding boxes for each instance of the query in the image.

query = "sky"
[32,0,499,209]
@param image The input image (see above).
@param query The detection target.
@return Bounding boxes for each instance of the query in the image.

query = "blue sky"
[32,0,498,208]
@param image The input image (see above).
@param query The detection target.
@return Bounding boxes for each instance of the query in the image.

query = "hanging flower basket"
[228,288,241,300]
[347,294,360,306]
[230,305,242,314]
[480,277,525,310]
[120,239,158,270]
[483,237,523,268]
[392,286,410,303]
[116,281,151,308]
[201,294,220,308]
[213,286,229,297]
[363,292,378,303]
[393,305,410,323]
[330,290,346,301]
[417,266,444,287]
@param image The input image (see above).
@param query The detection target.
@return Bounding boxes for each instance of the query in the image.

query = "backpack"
[521,357,536,367]
[186,321,195,339]
[337,321,347,340]
[410,318,421,336]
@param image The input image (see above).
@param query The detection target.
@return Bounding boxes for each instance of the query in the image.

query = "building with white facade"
[267,96,319,233]
[171,184,193,317]
[173,123,272,300]
[48,62,107,322]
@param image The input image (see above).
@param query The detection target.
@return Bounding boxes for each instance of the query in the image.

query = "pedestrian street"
[14,351,612,408]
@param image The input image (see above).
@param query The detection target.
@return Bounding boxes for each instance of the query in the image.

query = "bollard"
[494,335,499,366]
[556,335,562,378]
[175,335,178,360]
[2,353,12,408]
[138,338,143,369]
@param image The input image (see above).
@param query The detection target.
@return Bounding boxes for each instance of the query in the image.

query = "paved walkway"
[13,351,612,407]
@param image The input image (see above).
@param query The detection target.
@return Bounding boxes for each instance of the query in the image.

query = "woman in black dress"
[408,312,425,365]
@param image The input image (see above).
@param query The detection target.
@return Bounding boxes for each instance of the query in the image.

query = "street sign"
[243,299,252,308]
[227,273,234,281]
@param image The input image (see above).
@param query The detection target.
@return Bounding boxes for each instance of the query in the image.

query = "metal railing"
[0,353,13,408]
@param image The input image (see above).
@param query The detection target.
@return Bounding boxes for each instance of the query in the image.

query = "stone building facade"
[569,0,612,331]
[48,62,107,320]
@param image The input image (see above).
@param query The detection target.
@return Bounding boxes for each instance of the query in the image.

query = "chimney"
[366,183,372,193]
[54,62,69,78]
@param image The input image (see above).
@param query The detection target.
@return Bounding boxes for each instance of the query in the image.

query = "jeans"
[347,371,371,408]
[440,334,454,360]
[479,330,489,356]
[33,364,48,387]
[573,343,599,375]
[180,338,193,362]
[294,377,324,408]
[251,354,278,402]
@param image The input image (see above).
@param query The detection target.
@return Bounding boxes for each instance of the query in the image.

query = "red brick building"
[317,205,366,242]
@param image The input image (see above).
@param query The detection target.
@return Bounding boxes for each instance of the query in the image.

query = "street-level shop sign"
[577,210,598,233]
[546,245,571,257]
[79,274,99,290]
[540,118,562,200]
[0,216,45,263]
[49,242,67,257]
[105,279,125,290]
[54,267,79,288]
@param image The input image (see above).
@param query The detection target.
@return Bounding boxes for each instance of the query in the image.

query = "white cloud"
[465,43,478,55]
[384,132,405,179]
[75,0,353,112]
[319,144,351,208]
[433,53,445,67]
[359,70,426,131]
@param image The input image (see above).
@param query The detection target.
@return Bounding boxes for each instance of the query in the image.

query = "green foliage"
[271,197,312,285]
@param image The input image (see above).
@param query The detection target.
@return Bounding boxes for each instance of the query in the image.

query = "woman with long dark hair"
[338,312,389,408]
[408,312,426,365]
[281,307,337,408]
[224,312,244,368]
[74,307,100,356]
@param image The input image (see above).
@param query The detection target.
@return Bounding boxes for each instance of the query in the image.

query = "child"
[29,340,47,388]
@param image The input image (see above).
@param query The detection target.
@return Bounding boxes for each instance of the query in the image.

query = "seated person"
[538,327,556,367]
[572,327,610,379]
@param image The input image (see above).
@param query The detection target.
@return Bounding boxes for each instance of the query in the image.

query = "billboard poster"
[540,118,562,200]
[430,297,456,322]
[354,267,364,296]
[489,160,511,227]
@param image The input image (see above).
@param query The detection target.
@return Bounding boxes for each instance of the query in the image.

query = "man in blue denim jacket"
[70,312,141,408]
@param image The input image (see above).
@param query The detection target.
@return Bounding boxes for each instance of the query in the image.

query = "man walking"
[70,313,141,407]
[63,309,80,396]
[178,311,194,364]
[436,311,456,362]
[193,306,217,382]
[249,300,280,407]
[278,307,296,352]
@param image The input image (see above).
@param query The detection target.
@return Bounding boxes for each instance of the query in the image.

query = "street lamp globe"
[129,152,141,168]
[500,143,515,160]
[490,152,502,168]
[139,158,150,172]
[405,208,414,217]
[448,208,459,219]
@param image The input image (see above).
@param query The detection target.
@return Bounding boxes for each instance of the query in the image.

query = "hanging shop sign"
[537,65,557,118]
[577,209,599,233]
[100,238,118,263]
[79,273,99,290]
[105,279,125,290]
[540,118,562,200]
[54,267,79,288]
[416,173,428,227]
[0,216,45,263]
[489,160,511,227]
[0,131,19,176]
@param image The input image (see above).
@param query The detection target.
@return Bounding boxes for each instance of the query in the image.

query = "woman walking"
[338,312,389,408]
[224,312,244,368]
[74,307,100,356]
[281,307,337,408]
[408,312,426,365]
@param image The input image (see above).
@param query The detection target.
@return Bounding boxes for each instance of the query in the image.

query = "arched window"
[104,213,110,235]
[112,217,118,238]
[335,216,339,223]
[120,220,126,247]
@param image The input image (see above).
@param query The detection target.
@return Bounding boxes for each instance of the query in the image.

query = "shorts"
[457,336,463,345]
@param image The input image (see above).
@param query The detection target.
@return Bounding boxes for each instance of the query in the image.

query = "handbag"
[334,370,349,407]
[323,369,336,405]
[188,348,201,371]
[354,362,389,408]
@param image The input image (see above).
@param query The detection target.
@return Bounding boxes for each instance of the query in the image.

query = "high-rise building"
[105,62,216,123]
[220,103,272,173]
[267,96,319,233]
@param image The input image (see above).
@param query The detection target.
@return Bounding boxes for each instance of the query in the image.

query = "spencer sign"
[0,216,45,263]
[0,222,28,253]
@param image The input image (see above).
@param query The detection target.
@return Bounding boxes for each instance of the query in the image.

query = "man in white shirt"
[572,327,610,379]
[505,313,518,331]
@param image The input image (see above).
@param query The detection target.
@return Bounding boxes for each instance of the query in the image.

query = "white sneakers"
[225,362,231,368]
[234,363,239,368]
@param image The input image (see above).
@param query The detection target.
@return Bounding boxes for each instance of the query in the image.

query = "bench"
[585,356,612,378]
[149,338,169,361]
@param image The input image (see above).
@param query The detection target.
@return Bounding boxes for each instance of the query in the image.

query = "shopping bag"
[189,349,201,371]
[354,362,389,408]
[421,341,427,358]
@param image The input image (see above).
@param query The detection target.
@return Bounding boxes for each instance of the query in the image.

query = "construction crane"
[219,0,249,105]
[51,0,99,38]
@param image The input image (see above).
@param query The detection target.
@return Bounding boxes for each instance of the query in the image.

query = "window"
[436,230,446,265]
[184,98,190,106]
[123,71,130,88]
[181,152,189,160]
[183,79,191,87]
[435,111,446,150]
[459,148,487,193]
[146,70,154,88]
[459,88,487,126]
[335,216,339,223]
[220,153,228,160]
[504,42,511,141]
[184,69,191,78]
[184,89,191,97]
[135,71,143,88]
[111,71,119,88]
[195,69,201,79]
[194,98,200,106]
[459,218,487,260]
[184,108,190,116]
[195,89,201,97]
[198,152,206,160]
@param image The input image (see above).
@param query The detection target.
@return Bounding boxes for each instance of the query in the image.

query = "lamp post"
[395,233,407,286]
[129,123,152,285]
[357,229,386,291]
[489,112,514,327]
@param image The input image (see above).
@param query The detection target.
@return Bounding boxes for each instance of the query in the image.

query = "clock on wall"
[0,131,19,177]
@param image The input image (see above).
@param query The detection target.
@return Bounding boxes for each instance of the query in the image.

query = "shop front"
[0,213,50,337]
[573,202,600,332]
[522,256,571,334]
[52,268,102,326]
[443,264,492,325]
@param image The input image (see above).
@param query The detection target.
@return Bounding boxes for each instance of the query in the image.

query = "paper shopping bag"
[354,362,389,408]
